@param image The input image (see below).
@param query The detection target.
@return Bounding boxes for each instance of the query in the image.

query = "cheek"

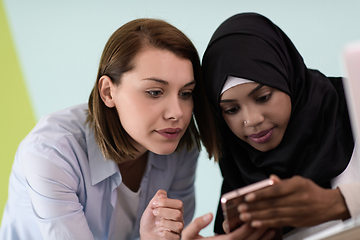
[223,115,245,139]
[116,98,151,126]
[270,94,291,129]
[186,103,194,117]
[181,100,194,120]
[278,99,291,125]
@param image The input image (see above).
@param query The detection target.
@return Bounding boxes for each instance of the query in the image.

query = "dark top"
[202,12,354,234]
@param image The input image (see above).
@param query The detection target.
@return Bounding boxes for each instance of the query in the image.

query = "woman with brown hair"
[0,18,215,240]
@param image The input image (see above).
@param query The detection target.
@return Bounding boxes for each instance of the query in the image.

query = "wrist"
[330,188,350,221]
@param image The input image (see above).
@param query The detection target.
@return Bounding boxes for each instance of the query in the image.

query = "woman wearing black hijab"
[201,12,360,239]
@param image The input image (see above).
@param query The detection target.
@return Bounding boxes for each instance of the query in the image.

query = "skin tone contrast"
[182,212,276,240]
[220,82,291,152]
[237,175,350,230]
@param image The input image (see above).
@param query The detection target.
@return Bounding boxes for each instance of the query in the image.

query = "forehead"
[123,47,194,85]
[220,82,262,99]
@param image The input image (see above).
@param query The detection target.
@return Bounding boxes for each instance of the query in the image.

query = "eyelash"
[224,107,239,115]
[179,91,193,99]
[222,92,272,115]
[146,90,193,99]
[147,90,163,97]
[256,92,272,102]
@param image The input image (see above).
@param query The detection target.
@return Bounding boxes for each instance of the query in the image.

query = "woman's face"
[220,82,291,152]
[104,47,195,156]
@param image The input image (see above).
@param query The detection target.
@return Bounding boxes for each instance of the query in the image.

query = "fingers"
[243,175,305,204]
[140,190,185,239]
[259,229,277,240]
[158,229,182,240]
[153,196,184,215]
[152,190,184,225]
[155,218,184,235]
[250,217,294,229]
[269,174,281,183]
[150,189,168,207]
[237,176,335,228]
[152,190,184,235]
[239,198,310,228]
[183,217,276,240]
[226,223,274,240]
[238,195,295,214]
[222,220,230,234]
[182,213,213,239]
[242,227,274,240]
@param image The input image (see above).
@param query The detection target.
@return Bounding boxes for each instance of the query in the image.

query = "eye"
[256,92,272,103]
[179,91,193,99]
[147,90,163,98]
[223,106,240,115]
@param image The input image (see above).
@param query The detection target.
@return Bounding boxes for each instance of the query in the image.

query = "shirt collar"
[148,152,167,171]
[86,124,169,185]
[86,124,120,186]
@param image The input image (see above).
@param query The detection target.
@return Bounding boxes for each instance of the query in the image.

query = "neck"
[118,151,148,192]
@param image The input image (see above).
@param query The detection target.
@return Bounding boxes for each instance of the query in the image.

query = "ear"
[98,75,116,108]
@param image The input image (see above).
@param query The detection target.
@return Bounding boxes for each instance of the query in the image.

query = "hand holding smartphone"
[221,178,274,233]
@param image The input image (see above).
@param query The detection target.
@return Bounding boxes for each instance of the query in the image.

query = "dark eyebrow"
[143,78,196,87]
[249,84,264,96]
[184,80,196,87]
[220,99,235,103]
[143,78,168,85]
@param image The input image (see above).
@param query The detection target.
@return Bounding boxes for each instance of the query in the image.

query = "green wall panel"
[0,0,36,223]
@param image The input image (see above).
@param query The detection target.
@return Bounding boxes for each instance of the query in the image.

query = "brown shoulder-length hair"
[86,18,218,163]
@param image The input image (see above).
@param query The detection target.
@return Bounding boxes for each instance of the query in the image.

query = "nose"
[242,105,264,127]
[164,95,183,121]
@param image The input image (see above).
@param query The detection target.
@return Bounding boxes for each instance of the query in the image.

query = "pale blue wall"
[3,0,360,236]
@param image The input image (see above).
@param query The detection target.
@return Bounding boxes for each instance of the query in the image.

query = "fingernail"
[158,192,166,197]
[153,209,157,215]
[251,220,262,228]
[155,220,160,226]
[238,204,247,212]
[240,212,251,221]
[153,200,159,206]
[245,193,255,202]
[202,213,212,222]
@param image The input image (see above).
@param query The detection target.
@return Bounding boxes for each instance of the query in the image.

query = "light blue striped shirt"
[0,104,198,240]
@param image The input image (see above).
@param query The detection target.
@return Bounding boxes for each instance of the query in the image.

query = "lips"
[248,128,274,144]
[156,128,182,140]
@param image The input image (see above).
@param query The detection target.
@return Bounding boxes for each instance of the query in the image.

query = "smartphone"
[221,178,274,233]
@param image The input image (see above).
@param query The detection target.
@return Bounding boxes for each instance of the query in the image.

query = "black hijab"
[202,12,354,234]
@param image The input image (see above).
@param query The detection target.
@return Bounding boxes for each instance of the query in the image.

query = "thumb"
[145,189,167,214]
[269,174,281,184]
[147,189,167,211]
[182,213,213,239]
[141,190,168,224]
[155,189,167,198]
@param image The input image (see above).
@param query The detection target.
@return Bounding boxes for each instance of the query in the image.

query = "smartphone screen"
[221,179,274,233]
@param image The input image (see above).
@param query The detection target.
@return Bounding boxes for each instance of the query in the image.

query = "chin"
[252,142,279,152]
[149,144,179,155]
[152,149,177,155]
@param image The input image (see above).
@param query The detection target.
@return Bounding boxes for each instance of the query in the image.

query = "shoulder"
[33,104,88,136]
[24,103,88,143]
[18,104,92,170]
